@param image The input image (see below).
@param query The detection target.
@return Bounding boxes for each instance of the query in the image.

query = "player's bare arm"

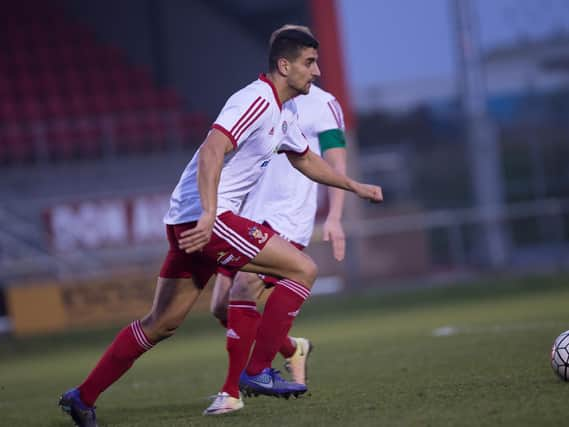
[287,149,383,203]
[322,147,347,261]
[178,129,234,253]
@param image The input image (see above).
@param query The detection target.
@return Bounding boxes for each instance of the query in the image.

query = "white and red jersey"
[163,74,308,225]
[240,85,345,246]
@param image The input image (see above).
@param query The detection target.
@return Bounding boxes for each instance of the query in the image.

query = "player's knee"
[230,273,261,301]
[159,324,179,340]
[229,282,258,300]
[140,314,181,342]
[211,301,227,323]
[298,256,318,287]
[154,323,179,341]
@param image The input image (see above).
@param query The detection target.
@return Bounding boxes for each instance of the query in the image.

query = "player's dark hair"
[268,29,319,72]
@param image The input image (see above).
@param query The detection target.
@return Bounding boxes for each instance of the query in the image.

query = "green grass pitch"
[1,273,568,426]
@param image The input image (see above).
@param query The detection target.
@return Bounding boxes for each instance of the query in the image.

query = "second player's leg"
[210,272,265,408]
[210,272,265,324]
[237,235,316,397]
[210,274,232,325]
[230,272,266,300]
[231,272,311,385]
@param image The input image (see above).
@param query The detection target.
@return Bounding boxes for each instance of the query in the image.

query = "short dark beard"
[294,81,311,95]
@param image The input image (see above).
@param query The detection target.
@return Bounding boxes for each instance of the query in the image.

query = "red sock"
[221,301,261,398]
[78,320,154,406]
[246,279,310,375]
[279,336,296,359]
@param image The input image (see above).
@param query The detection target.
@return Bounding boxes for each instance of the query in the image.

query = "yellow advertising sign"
[6,285,67,334]
[6,273,213,336]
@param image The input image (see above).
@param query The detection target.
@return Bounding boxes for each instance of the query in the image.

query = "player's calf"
[211,272,232,325]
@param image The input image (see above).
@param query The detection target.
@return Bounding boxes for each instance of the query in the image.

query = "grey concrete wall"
[159,0,266,113]
[64,0,266,115]
[64,0,156,70]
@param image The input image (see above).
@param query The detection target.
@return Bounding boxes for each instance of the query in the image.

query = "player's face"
[287,47,320,95]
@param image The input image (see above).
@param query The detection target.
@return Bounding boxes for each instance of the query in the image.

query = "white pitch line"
[431,321,568,337]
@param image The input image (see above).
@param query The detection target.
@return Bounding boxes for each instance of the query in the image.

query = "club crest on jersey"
[248,226,268,245]
[281,120,288,134]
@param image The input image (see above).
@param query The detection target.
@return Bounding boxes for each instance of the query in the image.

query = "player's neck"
[265,72,297,105]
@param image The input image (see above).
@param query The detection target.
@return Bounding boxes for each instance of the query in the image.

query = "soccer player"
[204,24,348,416]
[59,28,382,427]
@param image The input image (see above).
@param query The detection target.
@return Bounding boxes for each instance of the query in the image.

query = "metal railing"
[1,198,568,285]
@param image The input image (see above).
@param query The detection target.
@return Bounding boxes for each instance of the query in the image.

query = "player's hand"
[354,183,383,203]
[322,217,345,261]
[178,212,216,253]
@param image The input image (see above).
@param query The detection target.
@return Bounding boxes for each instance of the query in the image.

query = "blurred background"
[1,0,568,336]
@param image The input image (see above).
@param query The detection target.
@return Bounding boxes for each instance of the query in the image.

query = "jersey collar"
[259,73,282,110]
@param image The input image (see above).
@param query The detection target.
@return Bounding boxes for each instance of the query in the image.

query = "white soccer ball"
[551,330,569,381]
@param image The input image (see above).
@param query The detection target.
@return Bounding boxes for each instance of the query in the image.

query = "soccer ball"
[551,330,569,381]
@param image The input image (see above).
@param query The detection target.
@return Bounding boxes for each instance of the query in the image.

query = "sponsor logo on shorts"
[260,160,270,168]
[248,226,268,245]
[226,328,240,339]
[269,127,274,136]
[217,251,240,265]
[281,120,288,134]
[288,309,300,317]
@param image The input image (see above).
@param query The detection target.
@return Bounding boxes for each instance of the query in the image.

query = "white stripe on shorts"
[213,223,258,259]
[214,218,261,256]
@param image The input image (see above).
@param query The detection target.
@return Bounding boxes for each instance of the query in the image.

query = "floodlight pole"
[451,0,509,267]
[310,0,364,282]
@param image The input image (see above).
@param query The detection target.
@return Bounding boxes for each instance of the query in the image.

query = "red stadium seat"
[144,112,169,149]
[44,97,66,119]
[14,74,37,97]
[87,94,110,115]
[67,94,89,117]
[86,70,111,95]
[0,101,20,124]
[109,69,131,92]
[20,99,45,122]
[175,112,211,143]
[75,119,103,157]
[130,68,153,90]
[36,72,60,97]
[157,90,182,110]
[113,91,135,111]
[0,1,201,161]
[46,124,76,160]
[0,77,12,98]
[2,125,35,162]
[12,50,33,68]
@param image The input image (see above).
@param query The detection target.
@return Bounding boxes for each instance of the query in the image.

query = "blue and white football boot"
[58,388,98,427]
[239,368,307,399]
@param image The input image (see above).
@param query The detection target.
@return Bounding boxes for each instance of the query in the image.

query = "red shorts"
[159,211,276,288]
[216,221,305,286]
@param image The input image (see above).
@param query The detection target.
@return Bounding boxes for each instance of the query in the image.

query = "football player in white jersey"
[204,25,349,416]
[59,28,381,426]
